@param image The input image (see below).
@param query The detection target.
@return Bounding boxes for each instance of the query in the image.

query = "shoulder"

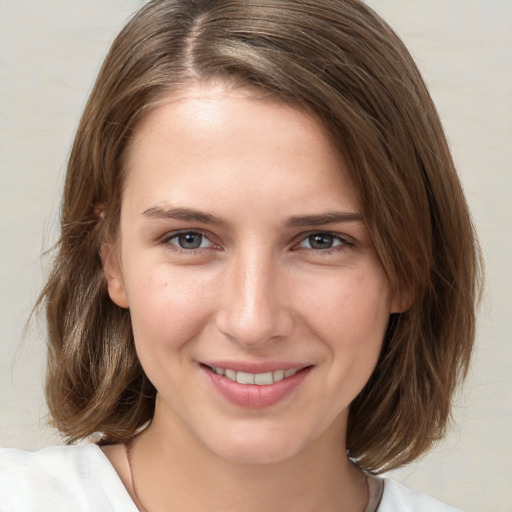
[0,444,137,512]
[378,477,465,512]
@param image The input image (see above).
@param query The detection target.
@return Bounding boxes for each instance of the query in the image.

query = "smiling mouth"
[204,365,307,386]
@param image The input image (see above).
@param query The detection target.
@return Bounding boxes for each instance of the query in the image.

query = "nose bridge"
[217,245,292,346]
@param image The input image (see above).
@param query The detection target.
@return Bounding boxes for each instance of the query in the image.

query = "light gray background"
[1,1,511,511]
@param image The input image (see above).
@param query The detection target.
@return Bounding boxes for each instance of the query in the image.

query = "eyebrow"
[286,211,364,227]
[142,206,227,226]
[142,206,363,227]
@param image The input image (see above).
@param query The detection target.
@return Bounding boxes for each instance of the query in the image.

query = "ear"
[390,288,412,314]
[101,242,129,308]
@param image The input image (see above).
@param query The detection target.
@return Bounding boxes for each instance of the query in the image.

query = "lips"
[208,366,300,385]
[201,362,312,408]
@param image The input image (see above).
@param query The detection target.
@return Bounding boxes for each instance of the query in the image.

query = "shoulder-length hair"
[40,0,481,473]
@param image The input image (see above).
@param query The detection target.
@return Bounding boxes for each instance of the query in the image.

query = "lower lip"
[202,366,312,409]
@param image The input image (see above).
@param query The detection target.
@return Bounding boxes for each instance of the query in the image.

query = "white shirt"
[0,444,464,511]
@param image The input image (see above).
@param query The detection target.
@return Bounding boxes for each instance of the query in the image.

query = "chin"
[206,426,310,466]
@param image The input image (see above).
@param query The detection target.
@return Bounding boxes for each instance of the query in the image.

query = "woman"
[0,0,481,510]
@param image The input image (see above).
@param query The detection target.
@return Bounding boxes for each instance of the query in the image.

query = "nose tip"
[218,304,292,348]
[215,259,293,347]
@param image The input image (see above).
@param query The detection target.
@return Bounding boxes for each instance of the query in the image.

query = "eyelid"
[160,229,219,250]
[158,228,354,253]
[289,231,356,257]
[295,230,354,246]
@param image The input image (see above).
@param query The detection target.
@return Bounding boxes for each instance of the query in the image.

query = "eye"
[298,232,347,250]
[166,231,213,250]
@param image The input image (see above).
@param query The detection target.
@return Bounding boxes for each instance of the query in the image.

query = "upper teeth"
[211,367,299,385]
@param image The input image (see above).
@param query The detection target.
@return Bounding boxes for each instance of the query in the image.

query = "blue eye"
[167,232,212,250]
[299,233,346,250]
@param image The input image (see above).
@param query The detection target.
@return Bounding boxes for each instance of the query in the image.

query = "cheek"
[304,267,391,385]
[304,267,392,339]
[125,266,217,352]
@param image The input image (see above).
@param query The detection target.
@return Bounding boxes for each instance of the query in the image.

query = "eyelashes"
[161,230,353,255]
[296,233,350,251]
[165,231,215,250]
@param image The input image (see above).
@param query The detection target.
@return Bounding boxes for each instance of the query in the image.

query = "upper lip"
[200,360,311,374]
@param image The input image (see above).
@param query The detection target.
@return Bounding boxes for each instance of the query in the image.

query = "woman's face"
[104,81,400,464]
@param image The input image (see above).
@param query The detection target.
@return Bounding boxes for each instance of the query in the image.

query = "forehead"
[121,81,361,218]
[128,80,343,162]
[130,82,330,148]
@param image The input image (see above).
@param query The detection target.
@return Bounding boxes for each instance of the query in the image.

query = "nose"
[215,249,294,348]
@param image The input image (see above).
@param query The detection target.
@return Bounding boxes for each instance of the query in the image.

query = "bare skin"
[103,414,367,512]
[101,81,401,511]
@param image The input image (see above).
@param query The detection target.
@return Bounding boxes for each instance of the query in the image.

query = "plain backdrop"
[1,1,511,511]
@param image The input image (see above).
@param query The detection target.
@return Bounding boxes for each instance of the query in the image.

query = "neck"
[126,402,367,512]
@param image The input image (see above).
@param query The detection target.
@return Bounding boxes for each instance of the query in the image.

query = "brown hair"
[40,0,481,473]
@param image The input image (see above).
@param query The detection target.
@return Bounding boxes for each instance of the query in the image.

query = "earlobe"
[390,289,412,314]
[101,242,129,308]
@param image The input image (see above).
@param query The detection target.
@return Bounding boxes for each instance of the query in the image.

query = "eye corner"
[294,231,353,252]
[161,230,219,252]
